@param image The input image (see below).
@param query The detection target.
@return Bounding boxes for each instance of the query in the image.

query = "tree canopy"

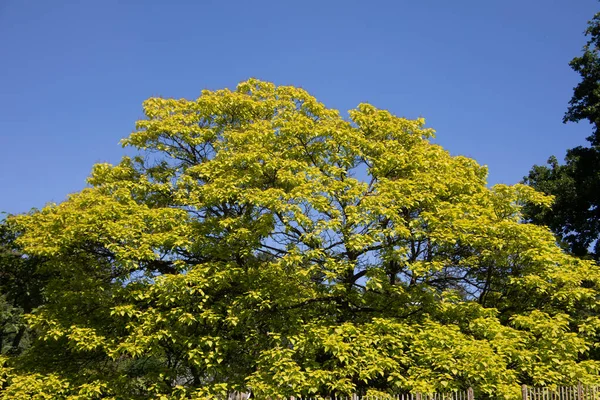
[2,79,600,399]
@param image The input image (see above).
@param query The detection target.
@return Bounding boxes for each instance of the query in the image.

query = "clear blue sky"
[1,0,598,215]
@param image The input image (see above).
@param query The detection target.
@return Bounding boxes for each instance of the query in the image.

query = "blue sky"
[0,0,597,215]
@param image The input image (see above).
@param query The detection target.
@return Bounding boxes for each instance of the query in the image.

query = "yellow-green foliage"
[3,79,600,398]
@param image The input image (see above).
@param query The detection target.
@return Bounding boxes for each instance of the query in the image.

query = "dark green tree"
[524,12,600,261]
[565,12,600,146]
[0,218,48,355]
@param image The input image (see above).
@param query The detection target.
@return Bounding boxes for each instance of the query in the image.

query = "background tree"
[565,12,600,146]
[0,218,48,356]
[524,12,600,261]
[1,80,599,399]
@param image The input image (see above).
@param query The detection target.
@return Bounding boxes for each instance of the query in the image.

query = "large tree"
[2,80,600,399]
[524,12,600,261]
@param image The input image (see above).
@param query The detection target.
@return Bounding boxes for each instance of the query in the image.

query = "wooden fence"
[289,389,474,400]
[522,384,600,400]
[230,384,600,399]
[228,388,474,399]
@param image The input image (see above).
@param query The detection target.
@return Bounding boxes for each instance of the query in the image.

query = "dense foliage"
[524,12,600,261]
[2,80,600,399]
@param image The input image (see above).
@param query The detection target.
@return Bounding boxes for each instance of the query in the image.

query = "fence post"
[522,385,528,400]
[578,383,584,400]
[416,393,422,400]
[467,387,474,400]
[351,394,358,400]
